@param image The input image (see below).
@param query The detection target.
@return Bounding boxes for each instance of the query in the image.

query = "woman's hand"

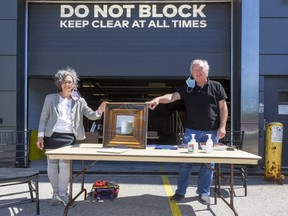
[97,101,108,115]
[36,137,44,150]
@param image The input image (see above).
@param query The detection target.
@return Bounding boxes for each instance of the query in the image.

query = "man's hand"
[146,99,159,110]
[217,127,226,139]
[146,93,179,110]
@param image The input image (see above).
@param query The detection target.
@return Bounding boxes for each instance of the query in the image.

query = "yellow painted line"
[160,166,182,216]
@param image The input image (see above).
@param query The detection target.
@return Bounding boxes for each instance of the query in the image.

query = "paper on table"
[97,148,131,154]
[213,144,228,151]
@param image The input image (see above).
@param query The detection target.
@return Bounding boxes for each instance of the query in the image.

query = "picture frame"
[103,103,148,149]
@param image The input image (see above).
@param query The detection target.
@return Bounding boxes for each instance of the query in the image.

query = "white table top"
[46,143,261,165]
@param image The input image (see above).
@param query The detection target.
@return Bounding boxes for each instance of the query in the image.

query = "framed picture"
[103,103,148,149]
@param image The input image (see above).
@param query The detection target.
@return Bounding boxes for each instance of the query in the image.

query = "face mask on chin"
[71,88,81,100]
[186,77,195,89]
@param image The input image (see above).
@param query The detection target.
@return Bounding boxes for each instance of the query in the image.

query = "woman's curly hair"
[54,67,79,91]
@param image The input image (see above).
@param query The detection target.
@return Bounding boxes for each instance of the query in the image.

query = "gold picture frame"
[103,103,148,149]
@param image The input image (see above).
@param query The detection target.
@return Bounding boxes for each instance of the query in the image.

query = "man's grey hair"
[54,67,79,91]
[190,59,210,72]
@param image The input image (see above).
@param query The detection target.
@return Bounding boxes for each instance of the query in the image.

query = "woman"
[36,67,107,206]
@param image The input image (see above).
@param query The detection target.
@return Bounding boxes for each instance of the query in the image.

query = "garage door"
[28,2,231,78]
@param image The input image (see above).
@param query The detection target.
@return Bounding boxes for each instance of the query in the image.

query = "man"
[147,59,228,205]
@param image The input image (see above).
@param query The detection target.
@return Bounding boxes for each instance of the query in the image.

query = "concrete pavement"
[0,160,287,216]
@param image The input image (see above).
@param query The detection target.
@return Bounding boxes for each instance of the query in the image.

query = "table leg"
[229,164,237,214]
[81,160,87,199]
[64,161,74,216]
[63,160,98,216]
[214,164,238,216]
[214,164,222,204]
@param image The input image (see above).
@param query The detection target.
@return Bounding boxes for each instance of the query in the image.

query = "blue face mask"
[186,77,195,89]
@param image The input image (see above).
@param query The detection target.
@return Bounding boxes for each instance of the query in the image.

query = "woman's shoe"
[50,192,62,206]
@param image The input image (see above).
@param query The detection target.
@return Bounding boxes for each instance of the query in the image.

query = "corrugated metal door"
[28,2,231,78]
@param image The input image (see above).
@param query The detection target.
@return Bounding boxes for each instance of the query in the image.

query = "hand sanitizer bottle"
[206,134,213,153]
[188,134,198,153]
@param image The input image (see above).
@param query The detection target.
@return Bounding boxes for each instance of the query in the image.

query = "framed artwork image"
[103,103,148,149]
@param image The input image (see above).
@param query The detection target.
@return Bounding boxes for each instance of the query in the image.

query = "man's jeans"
[175,129,218,196]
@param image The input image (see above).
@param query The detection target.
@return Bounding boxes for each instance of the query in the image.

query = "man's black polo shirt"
[177,79,227,131]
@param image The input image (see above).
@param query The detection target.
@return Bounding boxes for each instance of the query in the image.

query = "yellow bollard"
[29,130,46,161]
[264,122,285,184]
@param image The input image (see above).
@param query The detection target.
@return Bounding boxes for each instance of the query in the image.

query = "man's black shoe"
[198,194,211,205]
[170,194,184,203]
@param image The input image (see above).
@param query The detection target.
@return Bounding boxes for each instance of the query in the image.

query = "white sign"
[271,126,283,143]
[59,4,208,29]
[278,105,288,115]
